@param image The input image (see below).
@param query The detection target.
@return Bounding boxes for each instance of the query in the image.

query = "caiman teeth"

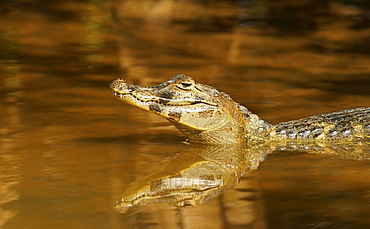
[188,101,218,106]
[113,91,217,107]
[111,87,132,95]
[156,99,217,106]
[113,92,126,99]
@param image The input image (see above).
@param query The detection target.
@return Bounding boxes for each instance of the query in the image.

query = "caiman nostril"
[109,78,133,94]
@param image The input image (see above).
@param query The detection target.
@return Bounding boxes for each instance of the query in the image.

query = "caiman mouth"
[113,91,217,106]
[109,78,218,107]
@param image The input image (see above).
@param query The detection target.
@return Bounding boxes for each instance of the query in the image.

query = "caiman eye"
[177,81,194,90]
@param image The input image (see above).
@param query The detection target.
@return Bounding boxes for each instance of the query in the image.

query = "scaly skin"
[109,74,370,145]
[271,107,369,141]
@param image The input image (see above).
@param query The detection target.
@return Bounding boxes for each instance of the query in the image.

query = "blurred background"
[1,0,370,228]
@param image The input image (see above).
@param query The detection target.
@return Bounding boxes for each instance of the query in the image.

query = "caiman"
[109,74,370,145]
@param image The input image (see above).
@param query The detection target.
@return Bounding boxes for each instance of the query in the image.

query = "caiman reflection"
[115,145,266,213]
[115,143,369,213]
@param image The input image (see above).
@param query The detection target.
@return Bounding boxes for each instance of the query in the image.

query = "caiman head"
[109,74,269,144]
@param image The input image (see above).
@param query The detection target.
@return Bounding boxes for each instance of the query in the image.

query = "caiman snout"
[109,78,132,94]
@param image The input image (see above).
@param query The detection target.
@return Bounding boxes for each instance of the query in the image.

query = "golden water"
[1,0,370,228]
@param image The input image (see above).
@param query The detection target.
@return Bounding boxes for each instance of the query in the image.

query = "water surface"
[1,0,370,228]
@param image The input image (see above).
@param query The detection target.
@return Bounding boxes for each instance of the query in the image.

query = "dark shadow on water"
[337,35,370,55]
[173,17,237,33]
[321,75,370,96]
[0,0,85,21]
[291,74,370,98]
